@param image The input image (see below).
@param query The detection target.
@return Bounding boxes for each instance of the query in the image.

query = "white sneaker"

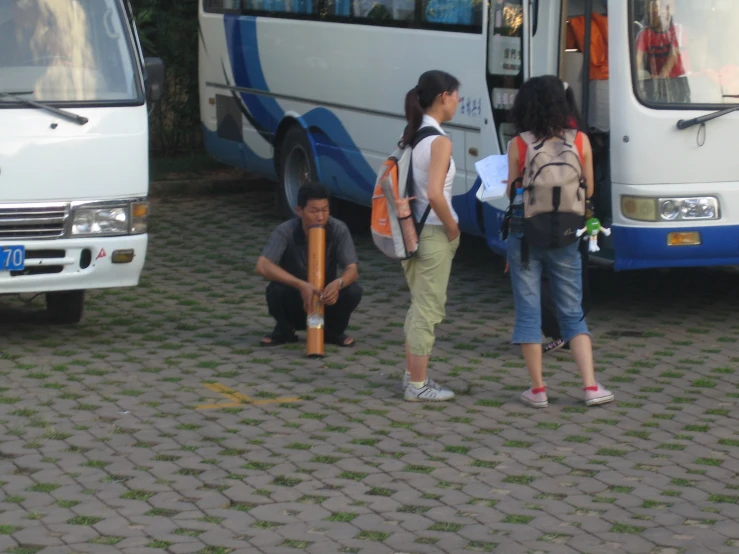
[521,387,549,408]
[584,382,615,407]
[404,380,455,402]
[402,372,441,394]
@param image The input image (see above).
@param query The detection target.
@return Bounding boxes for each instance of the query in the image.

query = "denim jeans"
[507,234,590,344]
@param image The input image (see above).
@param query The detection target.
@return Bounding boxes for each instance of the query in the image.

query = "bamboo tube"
[306,225,325,357]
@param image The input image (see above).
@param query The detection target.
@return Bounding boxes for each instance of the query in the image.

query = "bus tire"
[278,126,317,220]
[46,290,85,324]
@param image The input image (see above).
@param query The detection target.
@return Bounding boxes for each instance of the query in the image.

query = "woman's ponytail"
[400,86,424,147]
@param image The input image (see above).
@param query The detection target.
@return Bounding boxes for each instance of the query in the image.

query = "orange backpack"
[370,127,441,260]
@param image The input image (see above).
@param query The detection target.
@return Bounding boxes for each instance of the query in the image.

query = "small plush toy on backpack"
[576,201,611,252]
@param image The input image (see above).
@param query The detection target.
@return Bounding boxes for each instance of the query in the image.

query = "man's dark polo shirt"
[260,217,358,284]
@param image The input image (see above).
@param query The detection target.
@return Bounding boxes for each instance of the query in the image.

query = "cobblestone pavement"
[1,186,739,554]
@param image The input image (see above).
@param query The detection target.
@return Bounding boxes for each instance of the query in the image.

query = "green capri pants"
[402,224,460,356]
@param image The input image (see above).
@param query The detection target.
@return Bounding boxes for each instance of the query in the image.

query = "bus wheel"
[46,290,85,324]
[279,126,317,220]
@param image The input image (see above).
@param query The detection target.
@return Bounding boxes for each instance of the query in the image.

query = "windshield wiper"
[0,91,88,126]
[677,105,739,130]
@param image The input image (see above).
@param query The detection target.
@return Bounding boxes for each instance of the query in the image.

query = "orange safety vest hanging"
[567,14,609,81]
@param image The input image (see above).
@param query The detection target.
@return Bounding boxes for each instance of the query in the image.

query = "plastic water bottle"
[509,187,524,235]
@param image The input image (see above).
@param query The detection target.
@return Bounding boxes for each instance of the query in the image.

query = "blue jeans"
[507,234,590,344]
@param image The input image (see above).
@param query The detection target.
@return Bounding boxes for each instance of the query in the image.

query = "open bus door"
[479,0,532,255]
[561,0,615,262]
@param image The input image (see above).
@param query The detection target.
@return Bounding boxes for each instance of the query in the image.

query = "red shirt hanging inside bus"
[635,25,686,78]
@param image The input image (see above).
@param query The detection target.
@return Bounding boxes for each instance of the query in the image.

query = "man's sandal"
[325,333,355,347]
[260,330,299,347]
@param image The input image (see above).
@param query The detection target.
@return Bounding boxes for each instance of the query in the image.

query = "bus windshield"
[0,0,142,104]
[632,0,739,106]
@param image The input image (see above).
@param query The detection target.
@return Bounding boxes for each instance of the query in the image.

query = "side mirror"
[144,57,165,103]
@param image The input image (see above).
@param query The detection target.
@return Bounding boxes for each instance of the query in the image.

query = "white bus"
[0,0,163,322]
[199,0,739,271]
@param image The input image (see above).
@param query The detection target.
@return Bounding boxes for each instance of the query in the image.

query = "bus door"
[479,0,529,254]
[559,0,614,261]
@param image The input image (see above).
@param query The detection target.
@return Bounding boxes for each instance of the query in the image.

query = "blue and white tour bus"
[198,0,739,271]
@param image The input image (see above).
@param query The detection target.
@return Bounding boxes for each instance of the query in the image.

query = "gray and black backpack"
[515,130,587,253]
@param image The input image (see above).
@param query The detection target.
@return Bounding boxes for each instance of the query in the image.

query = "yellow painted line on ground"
[204,383,243,403]
[196,402,243,410]
[196,382,300,410]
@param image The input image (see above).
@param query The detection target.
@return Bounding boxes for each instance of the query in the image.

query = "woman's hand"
[447,223,461,243]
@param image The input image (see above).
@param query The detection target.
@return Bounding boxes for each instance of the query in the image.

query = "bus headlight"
[622,196,720,222]
[71,207,129,236]
[621,196,657,221]
[674,198,718,220]
[659,199,680,221]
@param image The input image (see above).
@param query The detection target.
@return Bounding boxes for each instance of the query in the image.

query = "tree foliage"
[131,0,200,156]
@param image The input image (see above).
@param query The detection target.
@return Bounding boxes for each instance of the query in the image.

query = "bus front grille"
[0,204,68,240]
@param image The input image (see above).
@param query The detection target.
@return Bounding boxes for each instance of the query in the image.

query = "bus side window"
[325,0,351,16]
[424,0,478,26]
[352,0,414,22]
[247,0,316,14]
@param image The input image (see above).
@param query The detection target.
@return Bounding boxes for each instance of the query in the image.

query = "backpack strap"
[509,135,530,267]
[416,203,432,236]
[517,133,541,198]
[408,126,447,236]
[411,127,443,148]
[513,133,538,269]
[533,136,555,149]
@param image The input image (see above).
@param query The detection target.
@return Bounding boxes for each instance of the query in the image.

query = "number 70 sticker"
[1,245,25,271]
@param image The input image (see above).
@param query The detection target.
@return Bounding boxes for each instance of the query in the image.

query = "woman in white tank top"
[399,70,461,403]
[410,115,458,226]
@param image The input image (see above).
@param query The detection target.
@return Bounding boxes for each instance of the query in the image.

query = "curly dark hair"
[512,75,571,139]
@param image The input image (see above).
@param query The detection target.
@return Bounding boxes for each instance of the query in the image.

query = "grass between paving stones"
[465,541,498,552]
[196,547,233,554]
[68,516,103,525]
[281,540,312,549]
[504,515,534,524]
[356,531,391,541]
[2,192,739,552]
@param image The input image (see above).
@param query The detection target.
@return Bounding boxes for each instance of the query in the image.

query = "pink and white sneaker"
[521,386,548,408]
[584,383,615,406]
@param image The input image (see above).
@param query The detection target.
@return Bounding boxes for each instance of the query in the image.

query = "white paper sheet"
[474,154,509,201]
